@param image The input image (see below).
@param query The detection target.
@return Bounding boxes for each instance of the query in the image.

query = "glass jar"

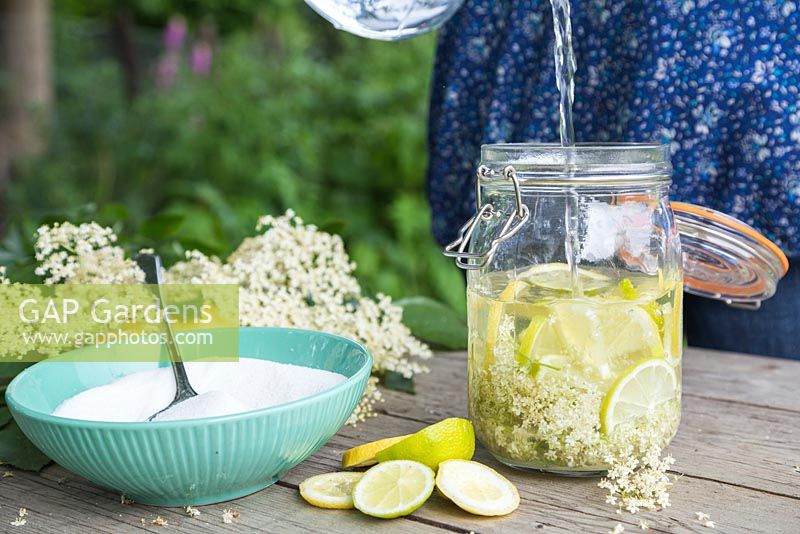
[447,143,683,475]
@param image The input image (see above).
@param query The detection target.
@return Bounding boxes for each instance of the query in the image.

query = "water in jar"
[467,265,682,473]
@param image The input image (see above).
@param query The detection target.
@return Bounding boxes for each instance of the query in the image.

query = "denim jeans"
[684,261,799,360]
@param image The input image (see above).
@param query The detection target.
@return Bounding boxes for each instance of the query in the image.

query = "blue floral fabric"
[427,0,800,258]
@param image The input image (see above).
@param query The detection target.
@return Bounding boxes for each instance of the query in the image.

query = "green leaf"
[138,213,186,239]
[397,296,468,350]
[381,371,415,394]
[96,202,131,225]
[0,421,51,471]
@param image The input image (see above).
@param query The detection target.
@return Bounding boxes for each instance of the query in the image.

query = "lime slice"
[553,301,664,380]
[299,472,364,509]
[521,263,613,294]
[517,315,564,363]
[352,460,435,518]
[436,460,519,516]
[600,358,678,434]
[342,434,411,468]
[375,418,475,470]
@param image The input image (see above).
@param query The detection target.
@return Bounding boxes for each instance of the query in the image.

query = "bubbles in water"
[304,0,465,41]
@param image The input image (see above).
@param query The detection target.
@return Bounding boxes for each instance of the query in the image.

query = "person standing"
[427,0,799,359]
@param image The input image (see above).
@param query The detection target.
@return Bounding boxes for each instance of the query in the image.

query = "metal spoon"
[135,253,198,421]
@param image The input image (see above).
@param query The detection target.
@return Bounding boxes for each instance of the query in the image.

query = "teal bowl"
[5,327,371,506]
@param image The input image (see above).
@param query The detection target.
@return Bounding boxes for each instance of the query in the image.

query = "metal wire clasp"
[443,165,530,270]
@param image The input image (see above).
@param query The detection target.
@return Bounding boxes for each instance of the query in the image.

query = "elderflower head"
[34,222,143,284]
[34,212,431,424]
[169,212,431,422]
[222,509,240,524]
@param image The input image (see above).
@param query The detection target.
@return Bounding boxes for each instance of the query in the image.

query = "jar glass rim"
[480,142,672,184]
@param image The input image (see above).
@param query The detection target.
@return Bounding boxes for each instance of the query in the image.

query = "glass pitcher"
[444,143,786,475]
[304,0,465,41]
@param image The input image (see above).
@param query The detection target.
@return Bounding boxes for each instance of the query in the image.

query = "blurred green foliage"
[4,0,466,317]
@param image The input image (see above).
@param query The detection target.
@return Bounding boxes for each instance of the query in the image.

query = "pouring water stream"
[549,0,582,297]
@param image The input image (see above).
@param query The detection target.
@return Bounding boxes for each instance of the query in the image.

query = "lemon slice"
[553,301,664,380]
[342,434,411,468]
[600,358,678,434]
[352,460,435,518]
[435,460,519,516]
[299,472,364,509]
[484,279,531,368]
[375,418,475,470]
[521,263,613,294]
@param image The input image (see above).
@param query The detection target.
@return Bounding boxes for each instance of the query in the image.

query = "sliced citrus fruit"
[375,418,475,470]
[435,460,519,516]
[553,301,664,380]
[342,434,411,468]
[352,460,435,519]
[484,279,531,368]
[600,358,678,434]
[299,472,364,509]
[517,314,564,363]
[521,263,613,294]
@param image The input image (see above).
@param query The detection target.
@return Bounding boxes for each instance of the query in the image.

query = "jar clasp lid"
[443,165,529,270]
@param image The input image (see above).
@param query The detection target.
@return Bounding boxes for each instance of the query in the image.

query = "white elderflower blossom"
[30,212,431,423]
[34,222,143,284]
[221,509,239,524]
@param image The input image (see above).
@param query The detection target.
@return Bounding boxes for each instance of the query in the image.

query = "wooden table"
[1,348,798,533]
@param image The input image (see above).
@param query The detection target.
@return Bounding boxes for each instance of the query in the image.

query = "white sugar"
[152,391,250,422]
[52,358,347,422]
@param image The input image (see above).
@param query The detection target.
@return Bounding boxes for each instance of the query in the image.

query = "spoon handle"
[135,254,198,405]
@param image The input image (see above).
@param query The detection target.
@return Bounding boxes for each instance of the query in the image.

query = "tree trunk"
[0,0,52,190]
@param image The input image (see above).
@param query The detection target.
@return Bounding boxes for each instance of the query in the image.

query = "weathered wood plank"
[281,410,800,534]
[682,348,800,411]
[1,348,798,533]
[0,464,448,533]
[391,351,800,498]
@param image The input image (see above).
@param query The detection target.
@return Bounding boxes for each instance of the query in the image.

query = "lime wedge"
[435,460,519,516]
[521,263,613,294]
[600,358,678,434]
[299,472,364,509]
[375,418,475,470]
[352,460,435,518]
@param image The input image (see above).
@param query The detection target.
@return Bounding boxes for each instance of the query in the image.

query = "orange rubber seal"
[671,201,789,275]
